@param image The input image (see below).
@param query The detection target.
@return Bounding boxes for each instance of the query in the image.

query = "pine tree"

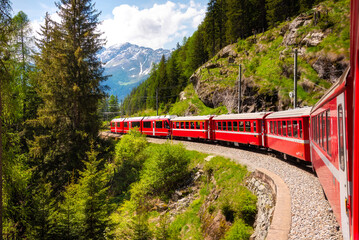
[80,144,110,239]
[31,0,108,192]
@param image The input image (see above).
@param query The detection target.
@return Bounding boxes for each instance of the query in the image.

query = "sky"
[11,0,208,50]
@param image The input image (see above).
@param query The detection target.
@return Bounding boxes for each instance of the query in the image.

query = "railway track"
[102,131,343,239]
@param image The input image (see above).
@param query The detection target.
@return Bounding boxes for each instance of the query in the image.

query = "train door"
[337,93,350,240]
[152,121,155,136]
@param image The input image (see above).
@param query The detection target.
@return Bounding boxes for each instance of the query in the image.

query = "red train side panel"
[171,116,213,140]
[212,113,269,146]
[123,117,143,134]
[265,108,311,161]
[110,118,126,134]
[142,116,174,137]
[350,0,359,238]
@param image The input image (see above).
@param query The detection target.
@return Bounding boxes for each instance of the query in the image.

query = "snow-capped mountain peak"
[99,43,171,100]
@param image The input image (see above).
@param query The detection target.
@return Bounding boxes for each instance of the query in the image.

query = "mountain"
[98,43,171,101]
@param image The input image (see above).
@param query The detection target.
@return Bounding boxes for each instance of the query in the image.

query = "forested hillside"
[122,0,349,116]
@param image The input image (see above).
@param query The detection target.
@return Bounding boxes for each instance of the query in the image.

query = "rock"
[312,55,348,83]
[302,32,325,46]
[283,14,311,46]
[217,44,238,59]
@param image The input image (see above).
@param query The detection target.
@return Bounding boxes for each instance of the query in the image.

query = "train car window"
[143,121,151,128]
[228,122,232,131]
[270,121,273,134]
[218,122,222,130]
[233,121,238,131]
[185,122,189,129]
[326,111,331,155]
[338,105,345,171]
[293,120,298,138]
[253,121,257,132]
[190,122,195,129]
[245,121,251,132]
[164,121,170,129]
[223,122,227,131]
[278,121,281,135]
[124,122,128,128]
[176,122,179,128]
[196,122,200,129]
[274,121,277,134]
[181,122,184,129]
[239,121,244,131]
[299,120,303,138]
[156,121,162,129]
[282,121,287,136]
[287,121,292,137]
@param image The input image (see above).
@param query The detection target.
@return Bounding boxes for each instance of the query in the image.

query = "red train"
[110,0,359,238]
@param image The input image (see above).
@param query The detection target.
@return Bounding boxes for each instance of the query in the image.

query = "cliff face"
[189,0,349,113]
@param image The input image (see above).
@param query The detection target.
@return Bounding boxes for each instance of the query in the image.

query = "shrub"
[111,130,148,196]
[139,143,190,197]
[223,219,252,240]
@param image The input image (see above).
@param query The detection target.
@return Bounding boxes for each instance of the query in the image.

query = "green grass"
[168,84,228,116]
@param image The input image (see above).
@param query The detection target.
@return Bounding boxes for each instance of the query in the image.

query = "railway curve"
[145,136,342,239]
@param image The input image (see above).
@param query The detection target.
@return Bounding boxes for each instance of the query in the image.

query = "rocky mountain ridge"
[99,43,171,100]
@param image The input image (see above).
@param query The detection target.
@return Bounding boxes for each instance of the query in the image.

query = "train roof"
[142,115,177,120]
[124,117,144,122]
[111,118,126,122]
[213,112,269,120]
[172,115,213,121]
[265,107,312,119]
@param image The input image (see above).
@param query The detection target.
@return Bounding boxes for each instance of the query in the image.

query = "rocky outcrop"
[283,14,313,46]
[246,176,275,240]
[312,54,348,83]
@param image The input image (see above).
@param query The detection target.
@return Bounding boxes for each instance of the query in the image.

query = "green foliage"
[52,144,111,240]
[30,0,107,193]
[111,130,148,196]
[223,219,252,240]
[168,84,228,116]
[204,156,257,231]
[132,143,190,199]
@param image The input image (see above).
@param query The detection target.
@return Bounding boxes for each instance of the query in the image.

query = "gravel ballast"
[146,138,343,240]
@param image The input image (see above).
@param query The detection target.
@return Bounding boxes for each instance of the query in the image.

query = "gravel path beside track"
[147,138,343,240]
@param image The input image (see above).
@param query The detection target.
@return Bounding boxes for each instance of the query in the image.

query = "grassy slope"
[109,136,256,239]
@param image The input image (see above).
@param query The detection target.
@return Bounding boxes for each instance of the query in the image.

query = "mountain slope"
[99,43,171,100]
[188,0,349,113]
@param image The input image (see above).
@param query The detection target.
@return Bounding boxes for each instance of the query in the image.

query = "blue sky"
[12,0,209,49]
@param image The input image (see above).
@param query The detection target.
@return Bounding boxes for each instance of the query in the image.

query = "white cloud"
[99,1,206,49]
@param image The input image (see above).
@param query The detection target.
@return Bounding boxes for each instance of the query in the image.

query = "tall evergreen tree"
[0,1,13,238]
[31,0,107,192]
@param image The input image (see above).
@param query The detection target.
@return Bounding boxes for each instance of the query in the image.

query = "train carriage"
[310,68,351,240]
[123,117,143,134]
[141,116,175,137]
[171,115,214,140]
[264,107,311,161]
[212,113,269,146]
[110,118,126,134]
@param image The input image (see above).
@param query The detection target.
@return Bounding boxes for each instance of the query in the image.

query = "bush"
[138,143,190,197]
[223,219,252,240]
[111,130,148,196]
